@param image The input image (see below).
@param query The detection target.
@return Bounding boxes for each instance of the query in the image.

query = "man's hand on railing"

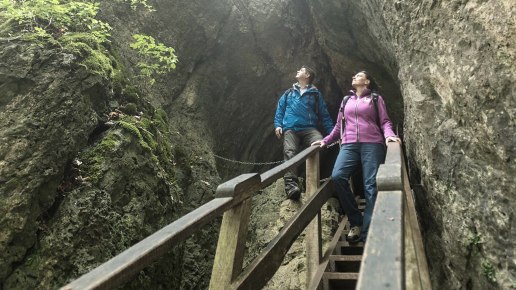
[386,136,401,145]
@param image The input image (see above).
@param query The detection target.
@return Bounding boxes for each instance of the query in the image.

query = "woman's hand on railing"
[311,140,326,147]
[386,136,401,145]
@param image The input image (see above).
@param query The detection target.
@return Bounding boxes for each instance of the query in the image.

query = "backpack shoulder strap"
[308,90,320,116]
[339,95,351,145]
[340,95,351,112]
[371,92,383,135]
[282,88,293,110]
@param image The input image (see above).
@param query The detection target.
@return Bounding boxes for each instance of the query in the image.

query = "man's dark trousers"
[283,128,323,198]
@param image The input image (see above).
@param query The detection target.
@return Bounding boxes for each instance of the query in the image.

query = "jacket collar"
[294,83,317,92]
[349,88,371,98]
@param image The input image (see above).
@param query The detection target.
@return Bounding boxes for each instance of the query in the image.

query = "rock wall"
[0,42,111,283]
[332,0,515,289]
[0,2,224,288]
[0,0,514,289]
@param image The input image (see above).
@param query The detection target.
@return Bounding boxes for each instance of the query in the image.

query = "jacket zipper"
[354,98,360,141]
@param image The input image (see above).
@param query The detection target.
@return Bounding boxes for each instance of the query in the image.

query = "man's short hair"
[302,65,316,84]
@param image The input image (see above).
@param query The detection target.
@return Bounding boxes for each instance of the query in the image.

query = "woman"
[312,71,400,243]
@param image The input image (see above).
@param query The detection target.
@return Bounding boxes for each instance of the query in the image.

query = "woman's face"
[352,72,370,88]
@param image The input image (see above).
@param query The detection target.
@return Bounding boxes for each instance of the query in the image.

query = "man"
[274,66,334,200]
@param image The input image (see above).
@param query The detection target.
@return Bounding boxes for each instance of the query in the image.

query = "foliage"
[130,34,178,85]
[118,119,154,154]
[1,1,177,85]
[481,260,497,283]
[466,233,483,248]
[0,0,114,78]
[59,32,114,78]
[0,0,111,42]
[124,0,154,11]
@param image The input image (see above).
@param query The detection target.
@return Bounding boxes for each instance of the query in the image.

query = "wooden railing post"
[209,173,261,290]
[305,151,322,287]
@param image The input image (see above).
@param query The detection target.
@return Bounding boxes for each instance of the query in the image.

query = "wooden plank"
[260,145,320,187]
[336,240,363,248]
[404,199,420,289]
[356,190,403,290]
[305,152,322,287]
[402,157,433,290]
[323,272,359,280]
[209,198,252,290]
[229,180,333,290]
[329,255,362,262]
[377,142,402,191]
[210,173,262,289]
[323,272,359,290]
[61,197,233,290]
[215,173,262,204]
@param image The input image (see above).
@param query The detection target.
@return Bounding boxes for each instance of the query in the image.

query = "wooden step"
[329,254,362,262]
[335,241,364,255]
[308,211,365,290]
[328,255,362,272]
[323,272,359,280]
[322,272,358,290]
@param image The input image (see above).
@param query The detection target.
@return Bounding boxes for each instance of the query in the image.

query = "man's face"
[296,68,309,80]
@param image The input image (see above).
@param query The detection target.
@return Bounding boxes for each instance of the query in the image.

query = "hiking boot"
[286,185,301,200]
[346,226,361,243]
[284,176,300,200]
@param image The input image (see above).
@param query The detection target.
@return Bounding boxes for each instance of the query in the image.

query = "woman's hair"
[358,70,380,92]
[302,65,316,84]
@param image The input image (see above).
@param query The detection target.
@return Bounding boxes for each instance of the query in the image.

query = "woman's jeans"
[331,143,385,239]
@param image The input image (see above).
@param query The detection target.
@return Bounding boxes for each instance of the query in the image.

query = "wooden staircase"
[310,199,366,290]
[62,143,429,290]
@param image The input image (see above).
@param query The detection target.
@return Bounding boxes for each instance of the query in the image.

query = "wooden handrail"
[260,145,319,186]
[61,197,233,290]
[377,142,403,191]
[61,146,322,290]
[357,142,404,290]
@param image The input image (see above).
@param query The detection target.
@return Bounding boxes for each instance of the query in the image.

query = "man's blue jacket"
[274,84,334,134]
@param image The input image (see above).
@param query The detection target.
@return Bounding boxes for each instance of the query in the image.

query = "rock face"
[351,1,515,289]
[0,0,514,289]
[0,42,111,282]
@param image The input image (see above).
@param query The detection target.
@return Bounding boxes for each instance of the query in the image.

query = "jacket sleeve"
[274,93,287,129]
[317,92,334,135]
[322,99,344,145]
[377,95,396,138]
